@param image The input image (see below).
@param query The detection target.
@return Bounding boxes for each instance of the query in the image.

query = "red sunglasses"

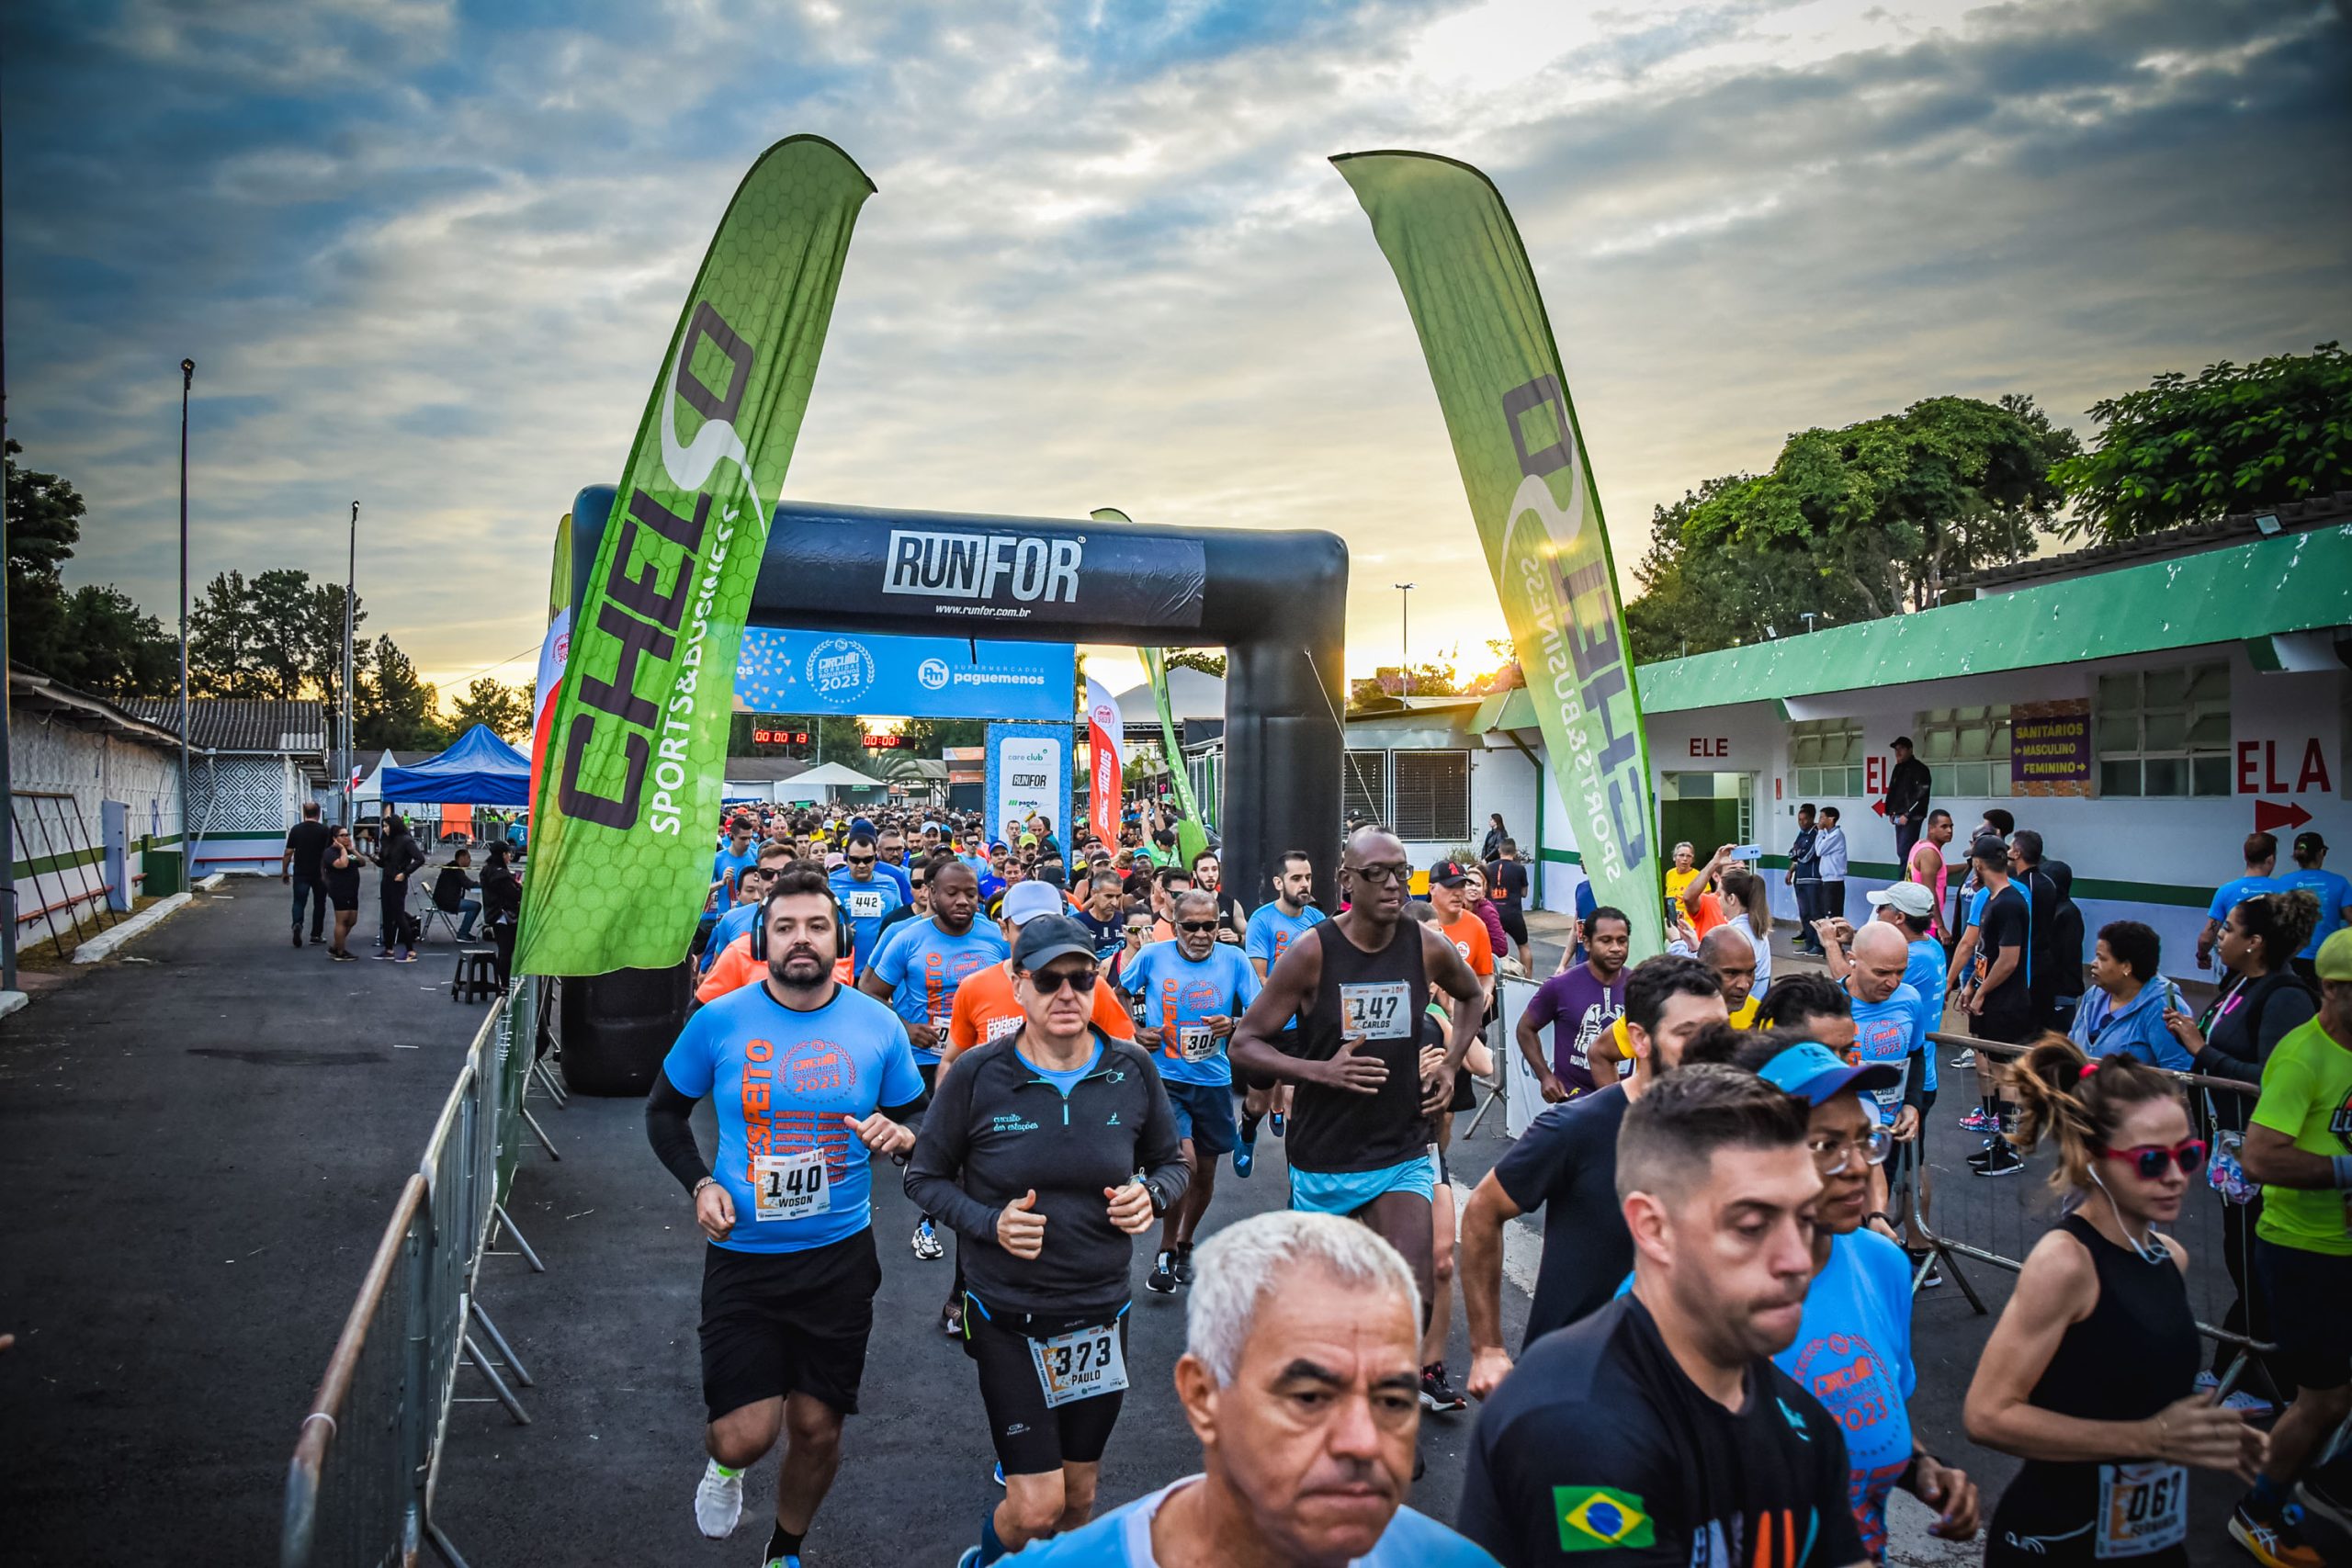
[2095,1139,2207,1179]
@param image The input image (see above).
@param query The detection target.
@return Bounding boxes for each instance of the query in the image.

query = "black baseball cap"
[1969,834,2010,864]
[1427,859,1472,887]
[2295,830,2327,856]
[1012,914,1101,973]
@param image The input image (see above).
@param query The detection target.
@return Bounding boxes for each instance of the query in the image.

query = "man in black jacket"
[905,914,1189,1565]
[1886,736,1933,866]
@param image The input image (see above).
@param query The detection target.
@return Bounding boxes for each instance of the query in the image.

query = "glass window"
[2093,660,2230,798]
[1391,751,1472,842]
[1342,750,1389,826]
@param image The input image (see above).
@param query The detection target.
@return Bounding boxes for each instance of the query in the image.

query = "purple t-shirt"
[1524,964,1627,1095]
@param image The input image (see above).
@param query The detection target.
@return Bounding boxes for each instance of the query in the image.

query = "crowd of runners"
[610,796,2351,1568]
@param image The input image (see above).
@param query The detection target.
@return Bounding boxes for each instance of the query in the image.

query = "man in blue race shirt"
[862,855,1008,1263]
[1744,1039,1981,1560]
[1238,851,1326,1170]
[1010,1211,1498,1568]
[1839,922,1927,1137]
[702,842,797,975]
[2199,830,2283,973]
[643,866,928,1568]
[1123,888,1262,1295]
[704,816,760,949]
[828,832,905,978]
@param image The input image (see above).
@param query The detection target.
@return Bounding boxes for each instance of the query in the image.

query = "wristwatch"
[1146,1182,1170,1219]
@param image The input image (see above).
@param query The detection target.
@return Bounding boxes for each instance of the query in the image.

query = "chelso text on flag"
[516,136,876,976]
[1334,150,1661,958]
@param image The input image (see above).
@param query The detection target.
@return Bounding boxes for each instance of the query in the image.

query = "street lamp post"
[1394,581,1416,698]
[342,502,357,826]
[177,358,194,862]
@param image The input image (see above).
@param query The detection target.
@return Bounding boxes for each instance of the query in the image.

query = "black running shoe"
[1420,1363,1468,1414]
[1144,1250,1179,1295]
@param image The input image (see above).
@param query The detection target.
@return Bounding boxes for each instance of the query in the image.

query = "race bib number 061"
[1339,981,1413,1041]
[2096,1461,2187,1558]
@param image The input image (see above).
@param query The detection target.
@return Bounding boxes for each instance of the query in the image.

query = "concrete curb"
[197,873,227,891]
[73,893,195,964]
[0,990,28,1019]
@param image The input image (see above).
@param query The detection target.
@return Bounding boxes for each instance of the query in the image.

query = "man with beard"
[644,867,929,1568]
[1457,1066,1867,1568]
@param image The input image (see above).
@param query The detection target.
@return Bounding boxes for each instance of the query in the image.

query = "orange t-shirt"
[1439,911,1495,976]
[1687,891,1726,939]
[695,933,854,1005]
[943,961,1135,1065]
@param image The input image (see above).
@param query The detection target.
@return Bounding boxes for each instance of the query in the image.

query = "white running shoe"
[694,1457,742,1539]
[912,1217,944,1261]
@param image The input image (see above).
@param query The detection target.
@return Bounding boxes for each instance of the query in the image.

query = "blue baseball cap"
[1757,1042,1901,1106]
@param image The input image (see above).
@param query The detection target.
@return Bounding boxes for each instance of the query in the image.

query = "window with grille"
[1392,751,1471,842]
[2096,662,2231,798]
[1913,705,2013,799]
[1790,718,1865,800]
[1342,750,1390,826]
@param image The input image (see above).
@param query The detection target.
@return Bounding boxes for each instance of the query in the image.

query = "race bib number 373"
[1030,1324,1128,1408]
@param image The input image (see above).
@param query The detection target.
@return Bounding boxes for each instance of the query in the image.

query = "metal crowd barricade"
[281,980,560,1568]
[1910,1029,2278,1398]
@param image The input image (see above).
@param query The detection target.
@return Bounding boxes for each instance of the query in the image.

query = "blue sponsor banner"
[734,627,1076,719]
[986,723,1072,851]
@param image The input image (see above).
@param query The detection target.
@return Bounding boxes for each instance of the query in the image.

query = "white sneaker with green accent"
[695,1457,742,1539]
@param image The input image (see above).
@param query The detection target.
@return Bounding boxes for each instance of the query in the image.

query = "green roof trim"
[1628,524,2352,716]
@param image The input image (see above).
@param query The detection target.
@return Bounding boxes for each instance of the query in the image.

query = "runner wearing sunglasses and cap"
[905,914,1190,1567]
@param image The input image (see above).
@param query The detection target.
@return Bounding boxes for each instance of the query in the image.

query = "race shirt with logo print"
[1849,983,1926,1127]
[1439,909,1495,982]
[1773,1228,1917,1559]
[827,867,906,977]
[1118,940,1262,1089]
[1245,900,1327,974]
[869,917,1009,1066]
[948,960,1136,1054]
[657,981,923,1254]
[1460,1294,1863,1568]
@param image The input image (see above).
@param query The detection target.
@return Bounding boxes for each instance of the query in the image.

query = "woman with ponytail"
[1965,1035,2267,1564]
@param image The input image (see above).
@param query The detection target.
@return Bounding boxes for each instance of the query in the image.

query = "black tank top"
[1986,1212,2200,1566]
[1287,918,1430,1175]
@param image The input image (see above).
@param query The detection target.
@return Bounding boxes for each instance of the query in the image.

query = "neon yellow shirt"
[2250,1017,2352,1256]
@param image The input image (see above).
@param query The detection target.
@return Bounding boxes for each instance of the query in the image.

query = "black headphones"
[752,877,846,964]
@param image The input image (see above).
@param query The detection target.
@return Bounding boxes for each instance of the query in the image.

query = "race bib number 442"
[1339,981,1413,1041]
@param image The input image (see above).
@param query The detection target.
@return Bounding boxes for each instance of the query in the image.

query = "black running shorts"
[2257,1238,2352,1391]
[961,1295,1129,1475]
[698,1228,881,1423]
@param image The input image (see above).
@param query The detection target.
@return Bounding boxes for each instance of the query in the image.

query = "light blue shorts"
[1288,1151,1438,1215]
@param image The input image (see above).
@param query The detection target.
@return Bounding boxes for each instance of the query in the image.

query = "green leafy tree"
[5,440,85,675]
[355,635,447,751]
[187,571,272,697]
[2051,343,2352,543]
[900,716,988,753]
[1627,395,2075,660]
[1165,650,1226,678]
[49,586,177,700]
[448,677,532,740]
[303,581,366,717]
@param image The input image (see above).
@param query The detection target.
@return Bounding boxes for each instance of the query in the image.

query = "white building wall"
[1517,641,2348,982]
[9,720,180,935]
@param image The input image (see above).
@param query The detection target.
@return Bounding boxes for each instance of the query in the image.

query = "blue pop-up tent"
[379,724,531,807]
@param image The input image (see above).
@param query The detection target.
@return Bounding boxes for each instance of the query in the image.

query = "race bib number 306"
[1178,1024,1218,1063]
[752,1150,831,1224]
[1030,1323,1128,1408]
[1339,981,1413,1041]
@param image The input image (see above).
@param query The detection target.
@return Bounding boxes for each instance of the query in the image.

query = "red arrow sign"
[2255,800,2313,833]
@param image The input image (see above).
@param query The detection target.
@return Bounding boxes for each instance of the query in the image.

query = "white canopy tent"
[773,761,888,803]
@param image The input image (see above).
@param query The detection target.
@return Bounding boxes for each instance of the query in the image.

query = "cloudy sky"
[5,0,2346,700]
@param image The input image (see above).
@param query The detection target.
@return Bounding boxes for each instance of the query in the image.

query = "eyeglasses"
[1806,1129,1892,1175]
[2096,1139,2207,1179]
[1028,966,1099,994]
[1177,919,1220,934]
[1346,862,1409,886]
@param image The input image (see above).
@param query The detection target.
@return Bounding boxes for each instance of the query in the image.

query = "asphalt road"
[0,878,509,1565]
[0,897,2275,1566]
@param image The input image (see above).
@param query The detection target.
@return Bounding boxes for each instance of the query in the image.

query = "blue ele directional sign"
[986,723,1072,851]
[734,628,1077,721]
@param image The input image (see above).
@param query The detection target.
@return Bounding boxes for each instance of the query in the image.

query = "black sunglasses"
[1028,965,1098,994]
[845,854,876,865]
[1177,919,1219,933]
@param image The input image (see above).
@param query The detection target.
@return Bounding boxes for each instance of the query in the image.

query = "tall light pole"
[1394,581,1416,698]
[177,359,194,860]
[342,501,358,826]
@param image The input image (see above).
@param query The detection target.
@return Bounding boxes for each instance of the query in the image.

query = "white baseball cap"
[1865,882,1937,919]
[1001,880,1064,926]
